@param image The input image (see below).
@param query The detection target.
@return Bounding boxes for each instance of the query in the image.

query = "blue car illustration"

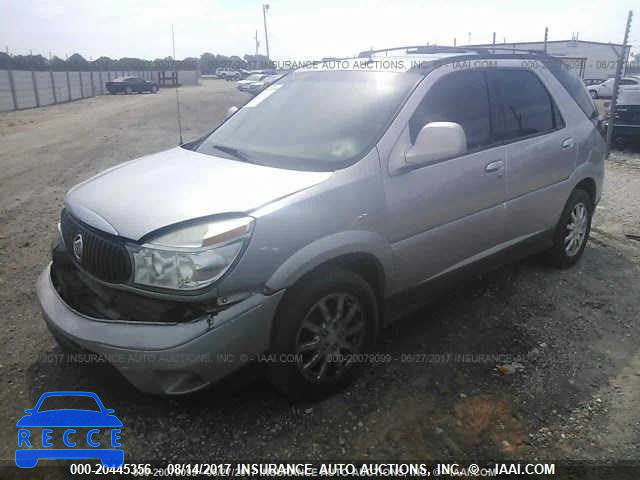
[16,391,123,468]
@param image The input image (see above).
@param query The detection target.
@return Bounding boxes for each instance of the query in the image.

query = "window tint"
[490,70,556,141]
[620,79,638,85]
[544,60,598,119]
[409,70,491,151]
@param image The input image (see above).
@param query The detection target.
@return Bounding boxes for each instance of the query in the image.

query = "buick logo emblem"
[72,233,83,261]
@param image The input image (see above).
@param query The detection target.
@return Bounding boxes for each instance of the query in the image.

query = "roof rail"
[357,44,555,58]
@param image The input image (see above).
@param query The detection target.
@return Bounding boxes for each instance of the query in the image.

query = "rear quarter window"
[544,61,598,119]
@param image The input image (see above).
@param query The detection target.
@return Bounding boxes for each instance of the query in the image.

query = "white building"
[466,40,631,81]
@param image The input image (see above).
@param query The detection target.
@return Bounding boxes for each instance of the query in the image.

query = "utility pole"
[255,30,260,68]
[606,10,633,151]
[492,32,496,53]
[262,4,270,62]
[544,26,548,53]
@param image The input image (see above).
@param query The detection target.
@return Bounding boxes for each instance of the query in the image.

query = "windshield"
[38,395,101,412]
[196,70,420,171]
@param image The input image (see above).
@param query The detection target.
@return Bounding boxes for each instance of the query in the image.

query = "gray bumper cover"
[36,264,284,395]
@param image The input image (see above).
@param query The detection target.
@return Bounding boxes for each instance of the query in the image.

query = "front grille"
[60,209,132,284]
[51,244,214,323]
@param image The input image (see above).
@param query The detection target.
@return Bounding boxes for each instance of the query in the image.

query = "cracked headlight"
[127,217,253,291]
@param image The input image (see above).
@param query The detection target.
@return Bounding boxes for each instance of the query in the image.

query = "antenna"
[171,24,183,145]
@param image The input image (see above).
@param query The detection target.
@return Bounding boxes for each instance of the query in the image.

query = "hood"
[65,147,332,240]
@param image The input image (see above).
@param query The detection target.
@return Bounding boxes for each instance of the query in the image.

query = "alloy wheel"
[565,202,588,257]
[295,293,366,383]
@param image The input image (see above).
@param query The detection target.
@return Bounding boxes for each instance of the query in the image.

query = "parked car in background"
[605,86,640,148]
[237,73,269,91]
[105,77,158,95]
[38,47,605,400]
[583,78,605,87]
[588,76,640,99]
[245,74,285,95]
[215,69,241,81]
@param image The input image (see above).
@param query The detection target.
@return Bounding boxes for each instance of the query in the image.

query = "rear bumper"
[37,264,284,395]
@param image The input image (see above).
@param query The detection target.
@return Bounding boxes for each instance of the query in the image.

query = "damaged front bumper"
[36,264,284,395]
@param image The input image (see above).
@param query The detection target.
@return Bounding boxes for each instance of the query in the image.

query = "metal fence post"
[99,71,103,94]
[606,10,633,151]
[79,71,84,97]
[65,70,71,101]
[30,51,40,107]
[50,69,57,104]
[6,66,18,110]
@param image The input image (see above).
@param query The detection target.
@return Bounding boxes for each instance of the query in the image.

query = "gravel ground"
[0,81,639,474]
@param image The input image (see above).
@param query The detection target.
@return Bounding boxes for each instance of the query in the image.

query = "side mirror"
[226,106,238,118]
[405,122,467,166]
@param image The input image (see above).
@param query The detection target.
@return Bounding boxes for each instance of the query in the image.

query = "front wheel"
[589,90,598,99]
[150,85,158,93]
[267,267,379,400]
[125,86,132,95]
[544,188,593,268]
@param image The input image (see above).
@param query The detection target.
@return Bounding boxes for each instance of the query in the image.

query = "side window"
[489,70,557,141]
[544,60,597,119]
[409,70,491,152]
[620,79,637,85]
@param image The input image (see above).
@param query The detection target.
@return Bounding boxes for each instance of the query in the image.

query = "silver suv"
[37,47,606,399]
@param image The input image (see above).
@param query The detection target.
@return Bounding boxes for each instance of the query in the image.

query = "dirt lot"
[1,80,639,473]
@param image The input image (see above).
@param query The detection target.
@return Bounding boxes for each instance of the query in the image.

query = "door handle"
[561,137,575,149]
[485,160,504,173]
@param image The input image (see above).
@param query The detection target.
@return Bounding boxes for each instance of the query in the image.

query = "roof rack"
[357,45,554,58]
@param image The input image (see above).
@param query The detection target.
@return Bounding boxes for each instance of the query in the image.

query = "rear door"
[487,68,576,240]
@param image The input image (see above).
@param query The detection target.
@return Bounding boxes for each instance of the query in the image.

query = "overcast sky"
[1,0,637,60]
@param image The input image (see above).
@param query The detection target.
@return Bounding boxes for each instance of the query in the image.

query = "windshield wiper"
[211,144,252,163]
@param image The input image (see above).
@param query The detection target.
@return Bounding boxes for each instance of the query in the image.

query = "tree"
[67,53,89,71]
[93,56,116,70]
[200,52,216,74]
[49,56,67,71]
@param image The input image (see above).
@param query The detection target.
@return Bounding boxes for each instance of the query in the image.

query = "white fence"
[0,69,200,112]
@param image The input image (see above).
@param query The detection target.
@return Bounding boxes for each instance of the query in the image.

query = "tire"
[613,135,627,150]
[589,90,598,99]
[125,86,132,95]
[151,85,158,93]
[267,267,379,400]
[544,188,593,268]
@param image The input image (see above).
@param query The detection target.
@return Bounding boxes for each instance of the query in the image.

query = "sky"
[1,0,637,61]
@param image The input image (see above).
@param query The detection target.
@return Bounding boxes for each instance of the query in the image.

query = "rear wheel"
[544,188,593,268]
[267,267,379,400]
[150,85,158,93]
[125,86,132,95]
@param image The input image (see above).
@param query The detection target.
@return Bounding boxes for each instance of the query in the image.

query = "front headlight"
[127,217,253,291]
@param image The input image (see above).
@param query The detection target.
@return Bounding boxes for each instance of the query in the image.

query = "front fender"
[264,230,394,295]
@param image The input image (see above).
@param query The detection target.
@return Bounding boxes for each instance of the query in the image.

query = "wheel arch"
[574,177,597,208]
[264,230,393,301]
